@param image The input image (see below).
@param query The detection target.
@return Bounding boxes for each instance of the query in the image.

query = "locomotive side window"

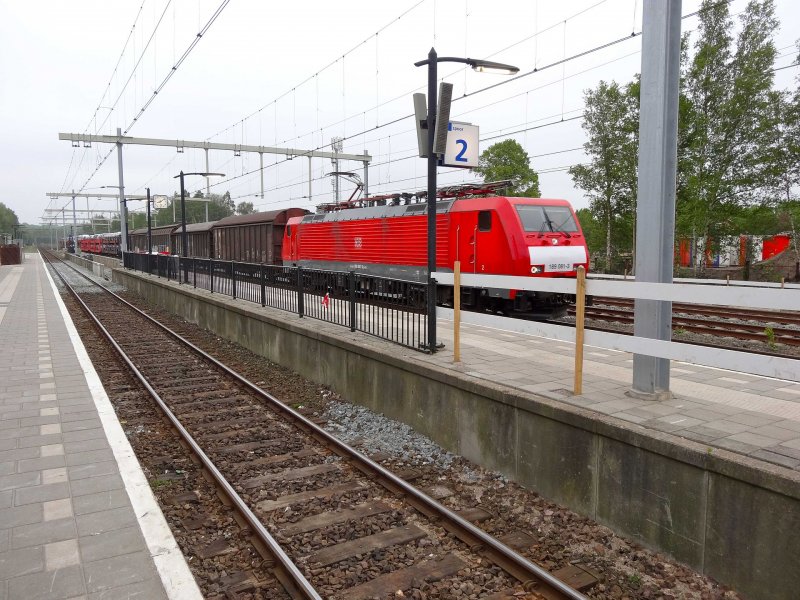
[478,211,492,232]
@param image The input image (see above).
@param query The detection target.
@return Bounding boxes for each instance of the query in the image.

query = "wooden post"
[781,277,785,289]
[453,260,461,363]
[573,266,586,395]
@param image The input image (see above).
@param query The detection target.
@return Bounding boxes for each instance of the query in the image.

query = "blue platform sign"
[441,121,479,168]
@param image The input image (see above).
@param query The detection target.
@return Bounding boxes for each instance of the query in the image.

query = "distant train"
[78,183,589,317]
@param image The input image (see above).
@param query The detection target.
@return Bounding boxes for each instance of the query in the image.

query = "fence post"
[349,271,356,332]
[231,261,237,300]
[210,260,214,294]
[453,260,461,363]
[260,264,266,307]
[193,259,197,288]
[167,257,171,281]
[297,267,304,318]
[573,266,587,395]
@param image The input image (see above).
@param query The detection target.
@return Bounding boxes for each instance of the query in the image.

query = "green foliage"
[472,139,540,197]
[764,325,777,348]
[236,201,255,215]
[571,0,792,273]
[0,203,19,237]
[568,80,638,269]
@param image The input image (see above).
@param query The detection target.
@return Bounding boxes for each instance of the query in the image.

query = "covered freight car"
[172,221,216,258]
[213,209,309,264]
[129,225,177,254]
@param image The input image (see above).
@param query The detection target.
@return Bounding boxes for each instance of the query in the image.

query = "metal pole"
[180,171,189,283]
[259,152,264,198]
[71,192,77,254]
[426,47,438,353]
[363,154,369,198]
[631,0,682,400]
[115,128,128,254]
[308,157,312,202]
[146,188,152,255]
[204,149,210,222]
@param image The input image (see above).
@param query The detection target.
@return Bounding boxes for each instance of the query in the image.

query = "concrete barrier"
[112,267,800,600]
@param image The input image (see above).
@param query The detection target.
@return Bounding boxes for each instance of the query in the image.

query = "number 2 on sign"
[455,139,468,162]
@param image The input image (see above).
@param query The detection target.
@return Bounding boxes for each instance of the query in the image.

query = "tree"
[472,139,540,197]
[679,0,779,261]
[568,80,638,271]
[236,201,255,215]
[0,203,19,236]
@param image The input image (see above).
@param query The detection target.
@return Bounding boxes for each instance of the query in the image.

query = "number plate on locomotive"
[546,263,572,272]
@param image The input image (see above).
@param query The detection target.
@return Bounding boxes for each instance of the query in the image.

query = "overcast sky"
[1,0,798,228]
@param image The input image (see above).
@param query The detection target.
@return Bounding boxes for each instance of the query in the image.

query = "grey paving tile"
[61,419,102,433]
[0,462,13,476]
[66,449,115,466]
[68,461,118,481]
[724,412,783,427]
[61,428,107,443]
[87,577,167,600]
[64,438,110,454]
[0,545,44,578]
[19,415,61,427]
[71,489,131,516]
[79,525,146,563]
[725,431,782,449]
[751,449,800,469]
[17,455,66,473]
[0,529,8,553]
[17,433,63,448]
[0,425,40,440]
[713,437,761,455]
[8,563,85,600]
[0,471,41,491]
[625,404,680,419]
[769,444,800,460]
[677,430,720,445]
[0,440,16,452]
[701,420,753,435]
[0,503,43,528]
[0,447,40,462]
[70,474,124,497]
[60,410,100,423]
[0,490,10,509]
[10,517,76,549]
[76,505,137,537]
[14,482,70,506]
[748,424,800,442]
[83,552,158,594]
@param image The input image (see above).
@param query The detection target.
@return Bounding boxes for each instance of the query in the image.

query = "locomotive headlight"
[531,265,544,274]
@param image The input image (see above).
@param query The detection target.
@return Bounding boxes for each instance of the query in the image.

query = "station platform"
[0,254,201,600]
[422,318,800,471]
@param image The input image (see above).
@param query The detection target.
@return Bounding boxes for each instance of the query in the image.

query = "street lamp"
[173,171,225,282]
[414,49,518,352]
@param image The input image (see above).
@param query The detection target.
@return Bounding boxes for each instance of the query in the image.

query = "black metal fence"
[123,253,429,351]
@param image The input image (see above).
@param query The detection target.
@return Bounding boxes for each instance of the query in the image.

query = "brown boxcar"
[212,209,309,264]
[171,221,216,258]
[129,225,177,254]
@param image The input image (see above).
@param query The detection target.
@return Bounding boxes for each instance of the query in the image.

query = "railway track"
[44,250,594,600]
[569,298,800,347]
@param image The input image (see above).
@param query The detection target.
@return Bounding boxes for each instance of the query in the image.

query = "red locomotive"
[282,183,589,317]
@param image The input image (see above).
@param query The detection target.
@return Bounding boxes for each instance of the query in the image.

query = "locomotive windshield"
[515,205,579,234]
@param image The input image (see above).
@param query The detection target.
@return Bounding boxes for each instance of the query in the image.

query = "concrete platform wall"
[113,268,800,600]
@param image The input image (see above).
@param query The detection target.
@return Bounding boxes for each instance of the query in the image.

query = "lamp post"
[414,49,518,352]
[173,171,225,282]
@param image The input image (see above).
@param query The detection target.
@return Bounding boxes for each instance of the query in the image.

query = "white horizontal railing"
[433,272,800,383]
[434,272,800,311]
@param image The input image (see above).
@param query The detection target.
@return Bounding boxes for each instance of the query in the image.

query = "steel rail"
[46,250,588,600]
[42,251,322,600]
